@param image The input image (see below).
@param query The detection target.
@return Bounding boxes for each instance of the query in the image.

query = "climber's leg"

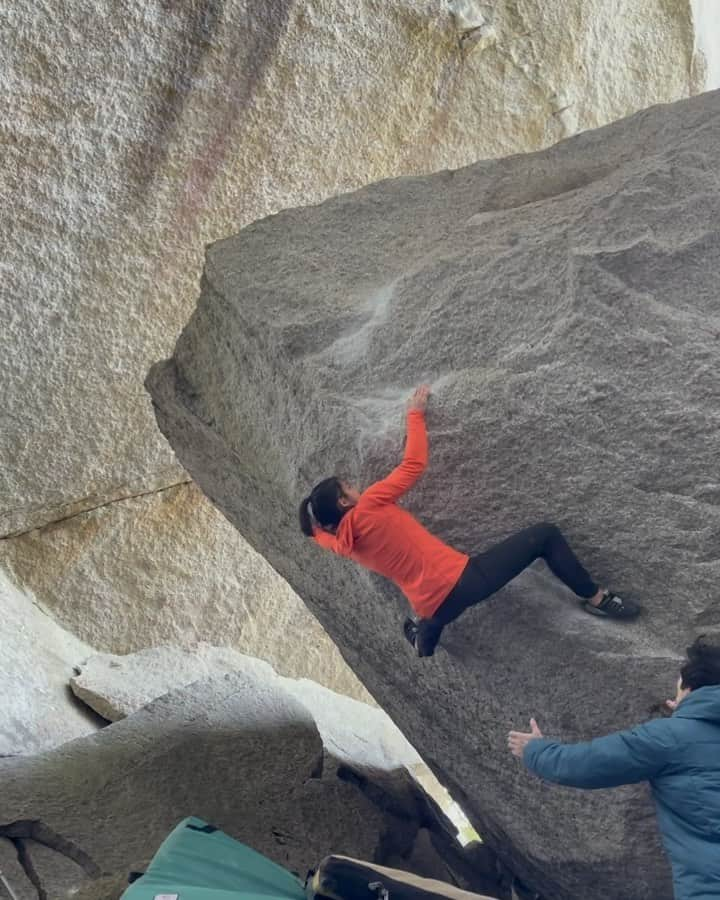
[404,616,444,658]
[436,522,640,628]
[403,560,489,657]
[407,523,640,656]
[471,522,641,619]
[473,522,598,599]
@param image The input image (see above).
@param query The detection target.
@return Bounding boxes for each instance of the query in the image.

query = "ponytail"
[299,496,315,537]
[299,477,347,536]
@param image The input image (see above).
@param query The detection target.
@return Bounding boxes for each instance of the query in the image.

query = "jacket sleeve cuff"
[523,737,551,771]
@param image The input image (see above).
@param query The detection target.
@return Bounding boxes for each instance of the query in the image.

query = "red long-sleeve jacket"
[313,409,468,619]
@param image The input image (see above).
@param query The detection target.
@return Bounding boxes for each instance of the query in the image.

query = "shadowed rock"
[1,670,466,898]
[146,91,720,899]
[69,644,421,770]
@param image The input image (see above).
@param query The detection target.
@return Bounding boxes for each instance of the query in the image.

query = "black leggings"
[416,522,598,656]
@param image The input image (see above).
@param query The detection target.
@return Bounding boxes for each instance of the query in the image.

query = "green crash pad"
[120,817,307,900]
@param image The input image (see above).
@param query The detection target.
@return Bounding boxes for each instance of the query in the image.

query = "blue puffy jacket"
[524,685,720,900]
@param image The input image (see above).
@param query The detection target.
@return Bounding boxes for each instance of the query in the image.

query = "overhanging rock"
[147,91,720,900]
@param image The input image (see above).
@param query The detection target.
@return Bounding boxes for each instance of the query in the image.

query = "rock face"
[0,483,369,701]
[0,671,448,900]
[0,570,99,757]
[1,0,705,539]
[0,0,709,705]
[70,644,250,721]
[69,644,487,863]
[70,644,418,770]
[147,91,720,900]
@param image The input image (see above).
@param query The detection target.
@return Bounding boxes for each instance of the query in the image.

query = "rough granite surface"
[0,0,708,708]
[0,483,369,701]
[70,644,419,770]
[1,0,702,536]
[147,92,720,900]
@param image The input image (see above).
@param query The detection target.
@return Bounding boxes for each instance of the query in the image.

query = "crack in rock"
[0,821,102,895]
[0,479,192,541]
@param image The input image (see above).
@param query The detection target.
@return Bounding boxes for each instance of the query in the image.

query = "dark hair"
[299,477,348,536]
[680,634,720,691]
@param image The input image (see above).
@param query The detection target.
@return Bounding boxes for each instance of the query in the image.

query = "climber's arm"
[360,387,431,506]
[523,719,675,789]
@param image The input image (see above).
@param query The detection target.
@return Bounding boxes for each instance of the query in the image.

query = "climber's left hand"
[508,718,544,757]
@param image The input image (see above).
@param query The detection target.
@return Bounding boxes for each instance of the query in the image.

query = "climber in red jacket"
[299,385,640,657]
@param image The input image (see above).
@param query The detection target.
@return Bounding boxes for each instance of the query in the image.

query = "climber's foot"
[403,617,418,650]
[583,590,641,620]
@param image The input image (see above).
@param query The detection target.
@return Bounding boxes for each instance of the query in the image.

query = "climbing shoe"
[403,617,418,649]
[583,590,641,620]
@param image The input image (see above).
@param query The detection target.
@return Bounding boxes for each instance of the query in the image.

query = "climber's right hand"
[407,384,431,412]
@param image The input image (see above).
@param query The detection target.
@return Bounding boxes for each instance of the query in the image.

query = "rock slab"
[147,91,720,899]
